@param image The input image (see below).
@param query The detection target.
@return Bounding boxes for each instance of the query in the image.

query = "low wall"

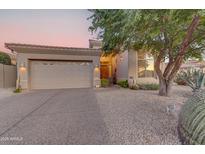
[0,63,17,88]
[136,77,159,84]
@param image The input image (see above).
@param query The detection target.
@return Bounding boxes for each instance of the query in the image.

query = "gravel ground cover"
[95,85,192,144]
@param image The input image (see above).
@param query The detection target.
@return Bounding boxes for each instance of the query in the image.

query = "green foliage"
[0,52,11,65]
[176,69,205,91]
[117,80,129,88]
[178,90,205,144]
[89,10,205,60]
[138,83,159,90]
[101,78,110,87]
[13,88,22,93]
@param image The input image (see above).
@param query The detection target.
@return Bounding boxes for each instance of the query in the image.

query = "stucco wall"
[127,50,158,86]
[116,51,128,81]
[135,77,159,84]
[0,63,17,88]
[128,50,137,85]
[17,53,100,89]
[0,64,3,88]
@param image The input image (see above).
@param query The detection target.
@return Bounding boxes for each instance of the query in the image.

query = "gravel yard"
[95,85,192,144]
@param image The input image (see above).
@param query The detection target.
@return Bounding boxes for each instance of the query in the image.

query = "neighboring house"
[5,40,158,90]
[180,60,205,72]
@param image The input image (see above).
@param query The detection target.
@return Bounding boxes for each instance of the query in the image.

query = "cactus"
[178,90,205,144]
[176,69,205,92]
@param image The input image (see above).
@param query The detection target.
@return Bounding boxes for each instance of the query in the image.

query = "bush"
[138,83,159,90]
[0,52,11,65]
[13,88,22,93]
[101,79,109,87]
[117,80,129,88]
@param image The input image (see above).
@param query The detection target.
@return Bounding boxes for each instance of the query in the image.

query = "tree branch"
[168,15,200,80]
[163,58,175,79]
[163,30,175,79]
[154,50,164,80]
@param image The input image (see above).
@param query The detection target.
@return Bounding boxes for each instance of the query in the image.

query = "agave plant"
[176,69,205,92]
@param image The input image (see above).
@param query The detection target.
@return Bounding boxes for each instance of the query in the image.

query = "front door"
[100,65,109,79]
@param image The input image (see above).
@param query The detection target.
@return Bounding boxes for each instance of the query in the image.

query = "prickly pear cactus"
[178,90,205,144]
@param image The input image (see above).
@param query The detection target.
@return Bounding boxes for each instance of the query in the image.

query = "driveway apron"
[0,88,109,144]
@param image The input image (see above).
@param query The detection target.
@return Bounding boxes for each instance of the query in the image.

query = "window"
[138,52,155,78]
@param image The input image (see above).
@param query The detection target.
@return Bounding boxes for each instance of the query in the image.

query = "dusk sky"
[0,10,96,53]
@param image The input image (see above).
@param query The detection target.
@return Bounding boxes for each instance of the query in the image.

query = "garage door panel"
[30,61,92,89]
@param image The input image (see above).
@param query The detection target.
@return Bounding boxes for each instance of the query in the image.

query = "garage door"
[30,60,92,89]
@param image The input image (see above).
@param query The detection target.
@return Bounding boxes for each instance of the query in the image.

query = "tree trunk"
[156,16,200,97]
[159,79,172,96]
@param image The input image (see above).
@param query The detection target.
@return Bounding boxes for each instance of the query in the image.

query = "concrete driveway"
[0,88,109,144]
[0,88,16,100]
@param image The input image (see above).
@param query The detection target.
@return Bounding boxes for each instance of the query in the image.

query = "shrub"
[138,83,159,90]
[0,52,11,65]
[117,80,129,88]
[13,88,22,93]
[101,79,109,87]
[176,69,205,92]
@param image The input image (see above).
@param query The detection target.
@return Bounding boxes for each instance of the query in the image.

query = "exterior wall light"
[94,65,99,72]
[20,62,26,72]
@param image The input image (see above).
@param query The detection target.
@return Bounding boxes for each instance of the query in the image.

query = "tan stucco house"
[5,40,158,90]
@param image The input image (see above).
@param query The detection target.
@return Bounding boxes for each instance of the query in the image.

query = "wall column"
[17,55,28,89]
[128,49,137,86]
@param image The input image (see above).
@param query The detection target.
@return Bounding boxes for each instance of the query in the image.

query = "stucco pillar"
[17,55,28,89]
[93,58,100,88]
[128,49,137,86]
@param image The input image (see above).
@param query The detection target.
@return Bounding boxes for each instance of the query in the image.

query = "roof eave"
[5,43,101,56]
